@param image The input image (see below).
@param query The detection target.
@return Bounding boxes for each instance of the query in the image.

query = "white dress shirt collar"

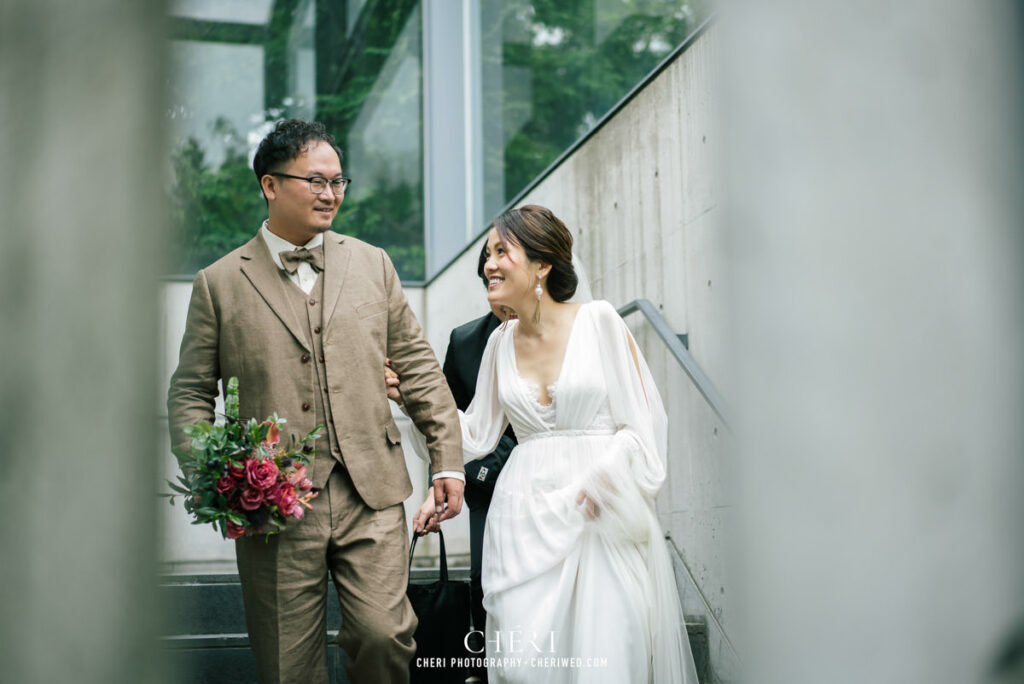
[260,220,325,270]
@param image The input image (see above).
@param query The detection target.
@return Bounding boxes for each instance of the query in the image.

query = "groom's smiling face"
[263,140,343,244]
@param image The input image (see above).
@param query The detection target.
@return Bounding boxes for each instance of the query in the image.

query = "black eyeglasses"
[271,173,352,195]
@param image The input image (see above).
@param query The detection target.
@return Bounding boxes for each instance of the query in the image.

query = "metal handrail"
[666,533,742,664]
[617,299,731,428]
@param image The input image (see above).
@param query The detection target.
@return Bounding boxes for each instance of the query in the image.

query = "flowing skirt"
[480,431,689,684]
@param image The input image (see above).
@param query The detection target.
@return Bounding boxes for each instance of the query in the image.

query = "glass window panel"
[318,1,424,280]
[478,0,708,220]
[167,40,267,275]
[166,0,425,280]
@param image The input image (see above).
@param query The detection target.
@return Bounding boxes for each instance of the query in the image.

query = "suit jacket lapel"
[322,232,350,335]
[239,233,312,353]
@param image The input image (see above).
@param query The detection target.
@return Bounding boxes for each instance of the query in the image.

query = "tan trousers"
[235,464,416,683]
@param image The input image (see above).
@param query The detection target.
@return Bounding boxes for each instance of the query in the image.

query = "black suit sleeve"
[442,328,473,411]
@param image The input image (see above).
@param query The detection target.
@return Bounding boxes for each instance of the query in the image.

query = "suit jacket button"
[301,354,310,363]
[318,355,325,363]
[302,402,311,411]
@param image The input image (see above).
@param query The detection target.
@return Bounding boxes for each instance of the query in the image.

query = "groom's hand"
[433,477,464,522]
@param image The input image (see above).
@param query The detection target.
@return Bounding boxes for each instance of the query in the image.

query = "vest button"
[301,354,310,363]
[314,326,321,334]
[318,355,325,363]
[309,298,316,306]
[302,402,311,411]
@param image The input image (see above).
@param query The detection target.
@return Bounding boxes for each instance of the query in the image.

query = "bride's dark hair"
[493,205,578,302]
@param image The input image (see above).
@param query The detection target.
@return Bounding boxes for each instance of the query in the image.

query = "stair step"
[161,572,709,683]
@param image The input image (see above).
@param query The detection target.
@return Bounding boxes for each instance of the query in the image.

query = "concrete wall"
[722,3,1024,683]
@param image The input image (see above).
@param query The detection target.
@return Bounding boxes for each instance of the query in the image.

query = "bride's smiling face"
[483,227,544,310]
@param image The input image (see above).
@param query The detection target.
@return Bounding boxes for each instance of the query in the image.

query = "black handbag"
[407,529,473,684]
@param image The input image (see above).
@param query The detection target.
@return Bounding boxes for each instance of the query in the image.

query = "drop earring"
[532,277,543,323]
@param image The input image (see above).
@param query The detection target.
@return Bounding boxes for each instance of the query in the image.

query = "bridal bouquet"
[168,377,321,539]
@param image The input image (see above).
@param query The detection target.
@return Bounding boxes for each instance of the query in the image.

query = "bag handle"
[408,528,449,583]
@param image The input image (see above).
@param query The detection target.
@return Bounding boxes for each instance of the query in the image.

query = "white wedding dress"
[456,300,698,684]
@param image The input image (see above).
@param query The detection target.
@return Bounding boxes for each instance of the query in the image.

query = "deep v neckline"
[509,303,586,408]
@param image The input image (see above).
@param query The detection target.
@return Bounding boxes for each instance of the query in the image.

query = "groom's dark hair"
[253,119,343,198]
[477,242,490,288]
[493,205,578,302]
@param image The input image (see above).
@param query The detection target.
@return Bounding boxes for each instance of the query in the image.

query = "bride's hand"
[413,494,441,535]
[575,490,600,519]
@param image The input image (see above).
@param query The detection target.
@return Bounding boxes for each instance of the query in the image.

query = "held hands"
[385,358,403,404]
[385,359,463,533]
[413,493,440,535]
[413,477,465,534]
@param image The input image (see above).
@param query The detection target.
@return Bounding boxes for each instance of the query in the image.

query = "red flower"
[239,487,264,511]
[226,521,246,539]
[269,483,297,511]
[216,476,236,495]
[246,457,279,491]
[286,502,305,520]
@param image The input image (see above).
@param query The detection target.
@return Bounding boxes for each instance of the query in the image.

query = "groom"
[167,119,465,684]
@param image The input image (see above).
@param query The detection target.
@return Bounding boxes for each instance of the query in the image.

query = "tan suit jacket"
[167,230,463,509]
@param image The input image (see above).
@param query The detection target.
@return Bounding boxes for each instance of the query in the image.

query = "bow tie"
[279,246,324,275]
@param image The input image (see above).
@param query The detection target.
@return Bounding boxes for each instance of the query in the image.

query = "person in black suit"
[389,243,516,683]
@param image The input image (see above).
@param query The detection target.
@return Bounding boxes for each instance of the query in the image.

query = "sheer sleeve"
[407,325,510,465]
[457,324,510,463]
[574,300,667,535]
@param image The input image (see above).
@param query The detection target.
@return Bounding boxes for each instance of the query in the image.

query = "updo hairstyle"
[492,205,578,302]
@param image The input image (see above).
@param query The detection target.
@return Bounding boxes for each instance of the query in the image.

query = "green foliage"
[168,120,267,275]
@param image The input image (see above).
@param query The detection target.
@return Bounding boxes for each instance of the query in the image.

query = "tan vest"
[283,273,344,486]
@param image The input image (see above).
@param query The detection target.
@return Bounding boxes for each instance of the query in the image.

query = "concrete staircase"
[160,571,710,683]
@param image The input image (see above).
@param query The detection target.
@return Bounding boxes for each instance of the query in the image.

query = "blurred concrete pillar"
[723,2,1024,683]
[0,1,167,683]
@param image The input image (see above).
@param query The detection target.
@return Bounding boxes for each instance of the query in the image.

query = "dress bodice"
[499,312,618,441]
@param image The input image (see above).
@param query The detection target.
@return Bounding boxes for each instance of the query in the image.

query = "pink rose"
[226,521,246,539]
[272,484,297,512]
[286,502,305,520]
[239,487,264,511]
[216,476,236,495]
[285,464,307,488]
[246,457,279,491]
[299,478,313,491]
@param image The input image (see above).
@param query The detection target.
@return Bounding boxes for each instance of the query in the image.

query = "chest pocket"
[356,299,388,319]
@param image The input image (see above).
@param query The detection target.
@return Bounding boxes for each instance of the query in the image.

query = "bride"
[411,205,697,683]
